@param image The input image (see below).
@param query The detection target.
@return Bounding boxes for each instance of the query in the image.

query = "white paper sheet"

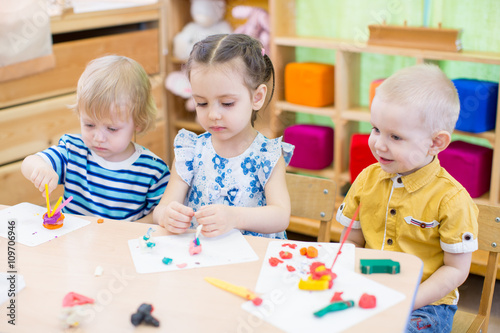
[255,240,355,294]
[128,229,259,274]
[242,265,406,333]
[0,203,91,247]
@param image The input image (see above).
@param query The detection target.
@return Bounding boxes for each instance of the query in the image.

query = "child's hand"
[29,164,58,197]
[156,201,194,234]
[194,204,237,237]
[21,154,58,197]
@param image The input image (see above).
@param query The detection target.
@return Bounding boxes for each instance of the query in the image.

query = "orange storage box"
[285,62,334,107]
[369,78,385,109]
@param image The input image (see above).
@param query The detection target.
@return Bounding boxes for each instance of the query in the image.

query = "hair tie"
[261,48,266,56]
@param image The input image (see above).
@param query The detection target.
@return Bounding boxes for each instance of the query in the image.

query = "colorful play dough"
[42,211,65,229]
[298,262,337,291]
[189,238,202,255]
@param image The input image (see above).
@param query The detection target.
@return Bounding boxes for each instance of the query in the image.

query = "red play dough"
[62,292,94,307]
[359,293,377,308]
[252,297,263,306]
[269,257,283,267]
[279,251,293,259]
[330,291,344,302]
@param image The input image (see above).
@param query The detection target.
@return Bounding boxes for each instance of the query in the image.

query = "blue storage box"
[453,78,498,133]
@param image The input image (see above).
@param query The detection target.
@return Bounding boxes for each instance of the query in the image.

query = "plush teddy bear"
[167,0,232,112]
[232,5,270,55]
[173,0,232,61]
[165,71,196,111]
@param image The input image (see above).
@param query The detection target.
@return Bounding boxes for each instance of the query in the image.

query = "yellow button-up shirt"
[337,157,478,305]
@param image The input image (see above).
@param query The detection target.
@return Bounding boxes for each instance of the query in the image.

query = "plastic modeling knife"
[313,300,355,317]
[204,277,263,305]
[195,224,202,244]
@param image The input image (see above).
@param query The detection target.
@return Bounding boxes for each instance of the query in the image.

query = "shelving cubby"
[269,0,500,278]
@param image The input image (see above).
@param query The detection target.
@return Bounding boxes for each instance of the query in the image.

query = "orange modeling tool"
[329,204,361,271]
[205,277,262,306]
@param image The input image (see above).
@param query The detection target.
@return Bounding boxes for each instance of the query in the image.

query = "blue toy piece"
[139,227,156,252]
[162,257,173,265]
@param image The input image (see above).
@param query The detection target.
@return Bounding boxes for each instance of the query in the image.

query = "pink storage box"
[349,134,377,182]
[439,140,493,198]
[283,124,334,170]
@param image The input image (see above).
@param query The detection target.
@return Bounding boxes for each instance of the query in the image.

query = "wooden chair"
[285,173,337,242]
[452,203,500,333]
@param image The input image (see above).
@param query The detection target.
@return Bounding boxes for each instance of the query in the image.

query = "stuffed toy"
[167,0,232,112]
[173,0,232,61]
[165,71,196,111]
[232,5,270,54]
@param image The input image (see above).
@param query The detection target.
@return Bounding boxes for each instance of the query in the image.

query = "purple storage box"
[453,78,498,133]
[439,140,493,198]
[283,124,334,170]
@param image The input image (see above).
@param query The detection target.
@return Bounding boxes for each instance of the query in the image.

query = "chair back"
[452,203,500,333]
[285,173,337,242]
[475,204,500,332]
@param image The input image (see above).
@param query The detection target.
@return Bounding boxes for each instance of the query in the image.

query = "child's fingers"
[171,201,194,218]
[165,220,190,234]
[165,224,184,233]
[31,170,52,192]
[197,216,221,236]
[40,179,58,197]
[170,208,194,223]
[48,178,58,193]
[158,214,187,232]
[201,225,228,238]
[36,176,57,195]
[36,178,48,193]
[30,170,43,191]
[194,206,215,219]
[171,219,191,229]
[166,204,192,231]
[201,227,219,237]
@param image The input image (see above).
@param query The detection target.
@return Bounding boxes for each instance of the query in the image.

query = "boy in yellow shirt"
[337,64,478,333]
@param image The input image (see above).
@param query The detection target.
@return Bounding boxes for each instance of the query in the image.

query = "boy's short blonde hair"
[73,55,157,135]
[375,63,460,135]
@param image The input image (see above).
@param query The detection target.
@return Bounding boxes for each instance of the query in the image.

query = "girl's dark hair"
[184,34,275,126]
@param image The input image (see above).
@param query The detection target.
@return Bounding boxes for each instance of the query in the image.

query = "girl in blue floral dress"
[153,34,294,239]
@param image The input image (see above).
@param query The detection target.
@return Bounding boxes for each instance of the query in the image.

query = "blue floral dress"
[174,129,294,239]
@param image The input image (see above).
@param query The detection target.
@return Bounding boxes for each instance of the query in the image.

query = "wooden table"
[0,210,423,332]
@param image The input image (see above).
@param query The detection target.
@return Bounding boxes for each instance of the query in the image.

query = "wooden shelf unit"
[0,3,167,207]
[269,0,500,277]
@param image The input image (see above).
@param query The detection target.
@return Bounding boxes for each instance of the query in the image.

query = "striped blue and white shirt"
[38,134,170,221]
